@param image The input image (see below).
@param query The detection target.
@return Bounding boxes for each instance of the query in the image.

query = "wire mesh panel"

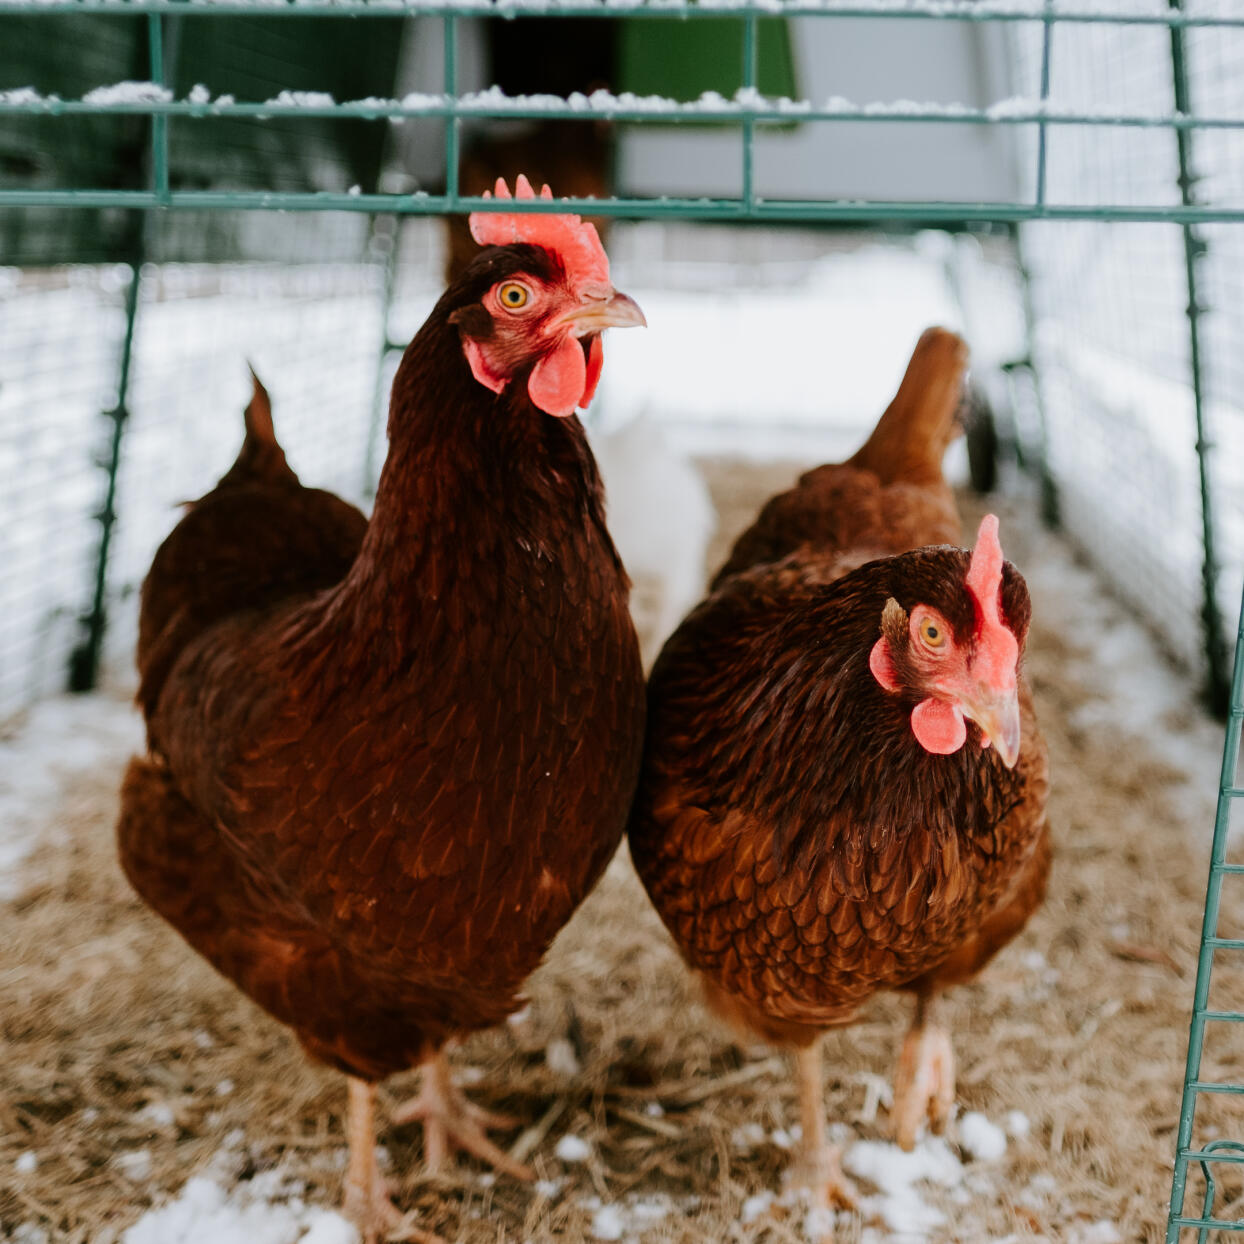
[0,265,131,721]
[1167,590,1244,1239]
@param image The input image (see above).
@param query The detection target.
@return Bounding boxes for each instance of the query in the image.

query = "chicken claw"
[891,993,956,1152]
[345,1078,442,1244]
[392,1052,534,1181]
[785,1041,859,1242]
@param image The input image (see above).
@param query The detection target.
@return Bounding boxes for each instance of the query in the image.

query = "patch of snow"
[1004,1110,1031,1139]
[741,1191,774,1223]
[187,84,211,105]
[0,87,51,105]
[644,1101,664,1118]
[506,1004,532,1028]
[83,81,173,105]
[139,1102,177,1129]
[114,1149,153,1181]
[843,1135,964,1242]
[0,694,142,900]
[544,1036,581,1078]
[590,1205,625,1241]
[958,1112,1007,1162]
[121,1169,358,1244]
[554,1133,591,1162]
[1068,1222,1123,1244]
[731,1122,766,1150]
[534,1177,565,1199]
[578,1194,673,1241]
[264,91,336,109]
[15,1150,37,1174]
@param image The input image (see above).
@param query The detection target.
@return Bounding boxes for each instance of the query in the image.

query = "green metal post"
[1010,225,1059,528]
[741,13,757,211]
[1166,592,1244,1238]
[1168,0,1230,715]
[68,258,141,692]
[67,10,173,691]
[149,15,170,204]
[444,15,459,205]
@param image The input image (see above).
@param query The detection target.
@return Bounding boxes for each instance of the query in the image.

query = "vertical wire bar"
[443,15,459,208]
[1168,0,1230,714]
[148,14,170,204]
[69,263,142,692]
[1034,0,1054,212]
[1011,224,1060,527]
[742,12,758,214]
[1166,595,1244,1240]
[363,220,399,501]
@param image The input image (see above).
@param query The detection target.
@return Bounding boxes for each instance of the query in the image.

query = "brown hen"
[118,178,647,1242]
[628,328,1050,1234]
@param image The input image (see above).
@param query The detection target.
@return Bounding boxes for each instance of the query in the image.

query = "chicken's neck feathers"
[303,309,618,663]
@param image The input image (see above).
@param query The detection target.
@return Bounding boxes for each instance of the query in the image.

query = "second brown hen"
[628,329,1050,1233]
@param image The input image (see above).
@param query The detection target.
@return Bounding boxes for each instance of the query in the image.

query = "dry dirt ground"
[2,461,1242,1243]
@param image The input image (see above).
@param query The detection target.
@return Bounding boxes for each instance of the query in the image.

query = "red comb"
[966,514,1004,626]
[965,514,1018,692]
[469,174,610,286]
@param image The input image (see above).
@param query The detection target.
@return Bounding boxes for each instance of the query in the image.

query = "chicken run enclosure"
[4,1,1244,1241]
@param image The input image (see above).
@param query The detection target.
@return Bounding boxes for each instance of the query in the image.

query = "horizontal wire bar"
[1222,787,1244,799]
[1168,1218,1244,1231]
[5,188,1244,223]
[1214,865,1244,874]
[3,96,1242,130]
[1190,1081,1244,1094]
[1,0,1243,23]
[1178,1149,1244,1166]
[1205,937,1244,950]
[1196,1012,1244,1024]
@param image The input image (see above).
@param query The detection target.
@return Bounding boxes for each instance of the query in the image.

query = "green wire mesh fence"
[2,0,1241,708]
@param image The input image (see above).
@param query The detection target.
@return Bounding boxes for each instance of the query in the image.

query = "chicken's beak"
[560,288,647,337]
[962,687,1022,769]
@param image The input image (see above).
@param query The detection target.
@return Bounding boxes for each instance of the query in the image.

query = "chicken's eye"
[497,281,531,311]
[919,617,946,650]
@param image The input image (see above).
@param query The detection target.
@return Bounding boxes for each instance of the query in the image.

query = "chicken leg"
[784,1041,858,1242]
[391,1052,534,1181]
[344,1078,440,1244]
[891,991,956,1151]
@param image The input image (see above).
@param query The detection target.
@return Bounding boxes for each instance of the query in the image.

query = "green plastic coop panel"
[1,0,1243,224]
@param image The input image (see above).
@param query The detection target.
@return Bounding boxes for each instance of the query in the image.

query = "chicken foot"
[784,1041,858,1242]
[891,991,956,1151]
[392,1051,534,1181]
[344,1078,441,1244]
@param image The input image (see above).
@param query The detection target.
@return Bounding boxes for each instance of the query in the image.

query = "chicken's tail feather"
[846,327,969,488]
[243,364,279,447]
[219,365,295,487]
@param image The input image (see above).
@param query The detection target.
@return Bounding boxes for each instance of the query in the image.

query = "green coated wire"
[1166,595,1244,1240]
[3,0,1244,24]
